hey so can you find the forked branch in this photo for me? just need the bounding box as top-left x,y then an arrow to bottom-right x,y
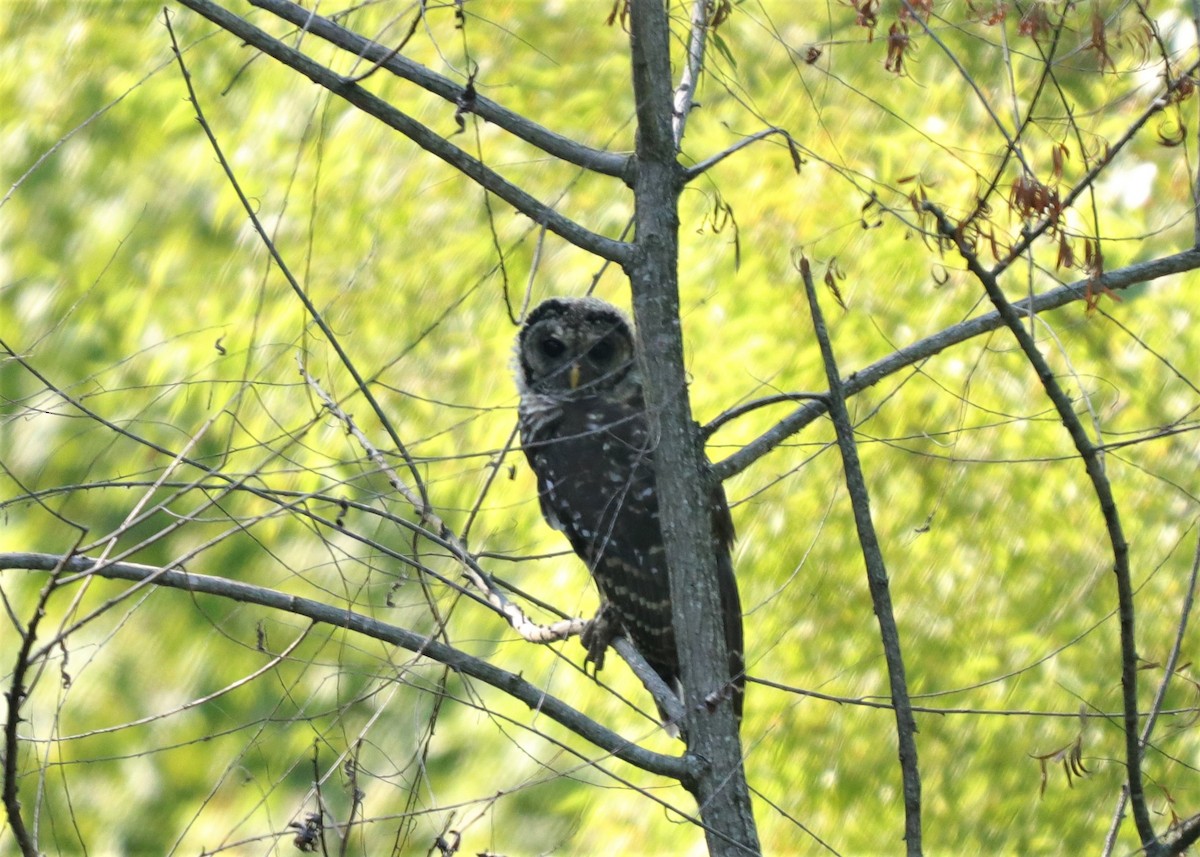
174,0 -> 631,264
712,246 -> 1200,483
249,0 -> 631,179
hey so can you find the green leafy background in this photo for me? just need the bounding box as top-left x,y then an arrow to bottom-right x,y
2,1 -> 1198,854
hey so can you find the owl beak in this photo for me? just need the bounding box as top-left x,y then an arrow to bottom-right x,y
568,363 -> 582,389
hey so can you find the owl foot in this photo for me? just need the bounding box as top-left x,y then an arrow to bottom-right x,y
580,603 -> 622,674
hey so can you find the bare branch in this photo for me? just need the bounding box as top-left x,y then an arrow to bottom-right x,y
713,247 -> 1200,482
999,56 -> 1200,273
672,0 -> 710,148
683,127 -> 801,182
702,392 -> 826,441
0,552 -> 691,780
924,202 -> 1155,853
3,551 -> 77,857
1141,530 -> 1200,754
626,1 -> 759,851
799,255 -> 922,856
173,0 -> 632,264
1104,529 -> 1200,857
251,0 -> 631,180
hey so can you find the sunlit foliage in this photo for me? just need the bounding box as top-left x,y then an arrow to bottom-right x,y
2,1 -> 1199,854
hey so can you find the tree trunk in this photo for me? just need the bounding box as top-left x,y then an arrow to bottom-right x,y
626,2 -> 760,853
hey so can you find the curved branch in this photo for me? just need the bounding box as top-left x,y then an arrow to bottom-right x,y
1105,529 -> 1200,857
712,246 -> 1200,482
0,552 -> 690,780
250,0 -> 631,180
701,392 -> 826,441
2,557 -> 71,857
924,202 -> 1154,852
174,0 -> 631,264
683,126 -> 802,183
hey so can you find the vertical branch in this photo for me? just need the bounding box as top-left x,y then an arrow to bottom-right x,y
1104,529 -> 1200,857
3,558 -> 73,857
925,203 -> 1156,853
625,1 -> 759,854
1140,530 -> 1200,754
673,0 -> 710,148
799,256 -> 923,856
1193,0 -> 1200,247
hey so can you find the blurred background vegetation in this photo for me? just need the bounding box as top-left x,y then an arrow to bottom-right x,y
2,1 -> 1198,853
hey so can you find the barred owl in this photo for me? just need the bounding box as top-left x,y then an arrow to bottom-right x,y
515,296 -> 744,726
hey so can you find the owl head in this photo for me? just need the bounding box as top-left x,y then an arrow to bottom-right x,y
517,297 -> 639,398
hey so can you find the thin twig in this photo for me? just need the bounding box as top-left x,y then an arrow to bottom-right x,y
461,422 -> 520,542
1102,784 -> 1131,857
961,3 -> 1069,230
998,56 -> 1200,273
902,1 -> 1032,177
702,392 -> 827,441
164,10 -> 432,514
1141,530 -> 1200,754
3,550 -> 77,857
751,675 -> 1200,720
342,5 -> 422,85
1104,529 -> 1200,857
683,126 -> 800,182
799,255 -> 922,856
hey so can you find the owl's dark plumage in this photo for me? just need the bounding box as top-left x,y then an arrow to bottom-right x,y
515,296 -> 744,725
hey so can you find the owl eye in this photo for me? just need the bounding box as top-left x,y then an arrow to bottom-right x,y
539,336 -> 566,358
589,338 -> 615,363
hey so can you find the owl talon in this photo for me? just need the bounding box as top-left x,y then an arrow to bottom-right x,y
580,604 -> 621,674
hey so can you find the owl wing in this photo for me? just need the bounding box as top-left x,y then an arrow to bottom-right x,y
520,395 -> 744,718
710,485 -> 745,719
520,394 -> 676,681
